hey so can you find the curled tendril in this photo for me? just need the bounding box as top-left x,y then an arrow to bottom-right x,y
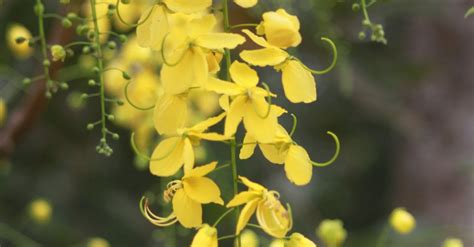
295,37 -> 338,75
252,82 -> 272,119
130,133 -> 179,161
311,131 -> 341,167
124,80 -> 155,110
139,196 -> 178,227
161,33 -> 188,67
289,113 -> 297,137
115,0 -> 157,27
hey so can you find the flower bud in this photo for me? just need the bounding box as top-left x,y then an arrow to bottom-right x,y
0,98 -> 6,127
23,78 -> 32,85
87,237 -> 110,247
352,3 -> 360,11
51,45 -> 66,62
286,233 -> 316,247
28,198 -> 52,224
62,18 -> 72,28
257,9 -> 302,48
443,238 -> 464,247
389,208 -> 416,234
191,224 -> 218,247
6,24 -> 33,59
317,219 -> 347,247
237,230 -> 259,247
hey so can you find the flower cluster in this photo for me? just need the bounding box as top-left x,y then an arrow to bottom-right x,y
130,0 -> 339,245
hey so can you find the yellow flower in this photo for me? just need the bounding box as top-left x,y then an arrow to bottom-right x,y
240,125 -> 313,186
240,29 -> 316,103
389,207 -> 416,234
443,238 -> 464,247
142,162 -> 224,228
316,219 -> 347,247
6,24 -> 33,59
206,61 -> 286,143
234,0 -> 258,8
286,233 -> 317,247
160,14 -> 245,95
226,176 -> 292,238
136,4 -> 170,51
51,45 -> 66,62
150,113 -> 229,176
256,9 -> 302,49
0,98 -> 6,127
153,93 -> 188,135
191,224 -> 218,247
87,237 -> 110,247
238,229 -> 259,247
29,199 -> 52,224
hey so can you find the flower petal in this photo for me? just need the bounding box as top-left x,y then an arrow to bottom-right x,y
183,138 -> 195,173
136,5 -> 169,51
281,60 -> 316,103
190,112 -> 227,133
259,143 -> 285,164
234,0 -> 258,8
239,134 -> 257,159
163,0 -> 211,14
227,191 -> 261,207
239,176 -> 266,191
256,200 -> 291,238
236,199 -> 259,235
154,94 -> 187,135
192,132 -> 231,141
206,77 -> 243,95
183,177 -> 224,205
185,161 -> 217,178
224,96 -> 246,137
243,98 -> 279,143
172,189 -> 202,228
240,48 -> 288,67
196,33 -> 246,50
284,145 -> 312,186
230,61 -> 259,88
191,224 -> 218,247
150,137 -> 185,177
242,29 -> 271,48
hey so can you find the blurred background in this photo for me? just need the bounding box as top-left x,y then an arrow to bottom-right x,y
0,0 -> 473,246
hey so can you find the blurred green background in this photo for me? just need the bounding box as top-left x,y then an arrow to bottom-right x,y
0,0 -> 473,246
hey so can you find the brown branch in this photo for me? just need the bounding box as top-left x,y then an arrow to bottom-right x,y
0,7 -> 75,159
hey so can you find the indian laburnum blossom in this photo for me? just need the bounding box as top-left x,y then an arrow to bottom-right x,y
239,125 -> 313,186
206,61 -> 286,143
256,9 -> 302,49
191,224 -> 218,247
226,176 -> 292,238
142,162 -> 224,228
240,28 -> 317,104
150,113 -> 229,176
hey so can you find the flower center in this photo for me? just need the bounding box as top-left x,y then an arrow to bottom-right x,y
262,190 -> 281,209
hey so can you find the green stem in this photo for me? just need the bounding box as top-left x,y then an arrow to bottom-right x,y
90,0 -> 110,155
36,0 -> 51,92
230,23 -> 258,29
361,0 -> 371,23
0,222 -> 42,247
212,208 -> 235,227
376,223 -> 390,247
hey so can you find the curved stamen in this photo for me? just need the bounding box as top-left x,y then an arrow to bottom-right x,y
251,82 -> 272,119
289,113 -> 297,137
161,33 -> 188,67
115,0 -> 157,27
124,80 -> 155,110
163,180 -> 182,203
130,133 -> 180,161
311,131 -> 340,167
139,196 -> 178,227
294,37 -> 338,75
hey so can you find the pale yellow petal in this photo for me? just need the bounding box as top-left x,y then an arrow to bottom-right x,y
240,48 -> 288,67
234,0 -> 258,8
239,176 -> 266,191
230,61 -> 259,88
163,0 -> 211,14
242,29 -> 271,47
183,138 -> 195,173
154,94 -> 187,135
243,98 -> 279,143
259,144 -> 285,164
195,33 -> 246,50
136,5 -> 169,51
172,189 -> 202,228
191,224 -> 218,247
224,96 -> 246,137
206,77 -> 243,95
184,161 -> 217,178
192,132 -> 231,141
236,199 -> 259,235
227,191 -> 261,207
284,145 -> 312,186
286,233 -> 316,247
150,137 -> 185,177
161,50 -> 194,94
281,60 -> 316,103
219,95 -> 230,111
239,134 -> 257,159
190,112 -> 227,133
183,177 -> 223,205
256,201 -> 291,238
